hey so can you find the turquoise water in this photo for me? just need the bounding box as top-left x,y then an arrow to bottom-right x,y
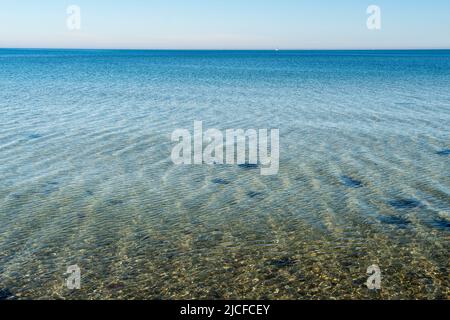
0,49 -> 449,299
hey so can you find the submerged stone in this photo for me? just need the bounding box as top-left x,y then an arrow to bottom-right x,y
379,215 -> 411,228
389,198 -> 421,209
77,212 -> 86,219
269,257 -> 297,268
11,193 -> 24,200
212,178 -> 230,185
430,218 -> 450,231
42,181 -> 59,195
352,277 -> 367,287
436,149 -> 450,156
107,282 -> 125,290
247,191 -> 264,199
341,176 -> 363,188
0,288 -> 13,300
238,163 -> 259,170
28,133 -> 42,139
108,199 -> 124,206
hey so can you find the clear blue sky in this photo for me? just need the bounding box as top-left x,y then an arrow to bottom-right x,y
1,0 -> 449,49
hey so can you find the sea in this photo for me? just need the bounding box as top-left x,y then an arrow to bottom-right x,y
0,49 -> 449,299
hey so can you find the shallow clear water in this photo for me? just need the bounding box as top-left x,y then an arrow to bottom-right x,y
0,49 -> 449,299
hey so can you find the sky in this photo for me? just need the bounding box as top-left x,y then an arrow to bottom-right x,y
0,0 -> 449,49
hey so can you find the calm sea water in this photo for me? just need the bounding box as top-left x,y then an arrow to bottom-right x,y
0,49 -> 449,299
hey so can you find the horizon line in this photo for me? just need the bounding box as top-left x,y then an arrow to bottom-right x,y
1,47 -> 450,52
